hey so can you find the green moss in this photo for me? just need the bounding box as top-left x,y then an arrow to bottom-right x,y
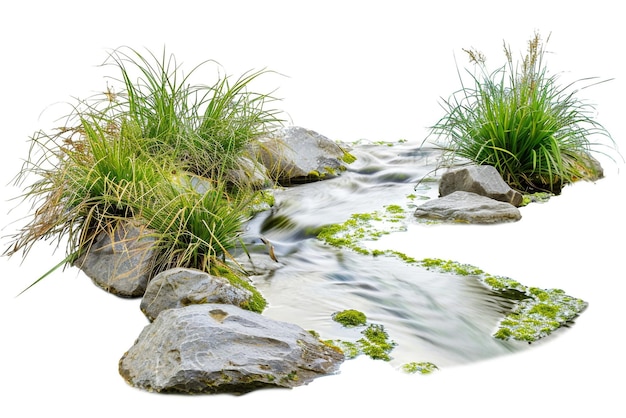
528,303 -> 560,319
341,151 -> 357,164
332,309 -> 367,327
483,275 -> 523,291
283,371 -> 299,382
307,329 -> 320,338
520,192 -> 553,206
358,339 -> 392,361
357,324 -> 396,361
327,314 -> 396,362
331,340 -> 360,359
492,288 -> 587,342
362,323 -> 390,345
317,205 -> 407,255
419,258 -> 484,276
388,250 -> 417,263
211,265 -> 267,313
402,362 -> 439,375
385,204 -> 404,214
249,189 -> 275,214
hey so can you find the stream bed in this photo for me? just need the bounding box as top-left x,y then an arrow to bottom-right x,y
236,141 -> 548,369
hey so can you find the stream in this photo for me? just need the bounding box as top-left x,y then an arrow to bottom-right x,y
237,141 -> 532,369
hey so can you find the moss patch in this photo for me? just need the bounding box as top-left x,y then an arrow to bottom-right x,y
401,362 -> 439,375
328,311 -> 397,362
341,150 -> 357,164
211,265 -> 267,313
332,309 -> 367,327
317,204 -> 408,255
358,324 -> 396,361
520,192 -> 554,207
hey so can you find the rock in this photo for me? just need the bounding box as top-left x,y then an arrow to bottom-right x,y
252,126 -> 354,185
414,191 -> 522,224
170,171 -> 212,194
74,220 -> 156,297
119,304 -> 345,394
227,155 -> 270,189
575,151 -> 604,181
439,165 -> 523,207
140,267 -> 254,321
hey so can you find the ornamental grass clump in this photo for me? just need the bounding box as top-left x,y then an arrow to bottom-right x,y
103,47 -> 284,178
4,47 -> 282,296
429,32 -> 616,194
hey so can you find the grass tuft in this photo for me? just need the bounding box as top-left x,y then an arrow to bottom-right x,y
4,47 -> 282,302
428,32 -> 618,194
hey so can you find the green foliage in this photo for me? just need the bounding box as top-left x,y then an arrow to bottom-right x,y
429,32 -> 616,194
4,48 -> 281,302
102,47 -> 284,178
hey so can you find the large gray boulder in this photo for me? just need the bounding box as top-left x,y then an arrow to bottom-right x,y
252,126 -> 354,185
119,304 -> 345,394
414,191 -> 521,224
439,165 -> 523,207
74,220 -> 156,297
140,267 -> 254,322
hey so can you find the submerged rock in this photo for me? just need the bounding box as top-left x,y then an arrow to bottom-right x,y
74,219 -> 156,297
119,304 -> 344,394
439,165 -> 523,207
140,267 -> 254,321
414,191 -> 521,224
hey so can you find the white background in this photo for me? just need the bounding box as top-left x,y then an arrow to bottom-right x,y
1,1 -> 624,416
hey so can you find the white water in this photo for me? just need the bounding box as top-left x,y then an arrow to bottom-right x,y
1,1 -> 624,417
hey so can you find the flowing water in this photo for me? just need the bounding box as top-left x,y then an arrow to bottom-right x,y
237,141 -> 532,369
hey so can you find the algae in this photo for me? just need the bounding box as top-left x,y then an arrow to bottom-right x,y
327,310 -> 397,362
401,362 -> 439,375
332,309 -> 367,327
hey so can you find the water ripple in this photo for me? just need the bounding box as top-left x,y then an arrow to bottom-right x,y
238,142 -> 531,368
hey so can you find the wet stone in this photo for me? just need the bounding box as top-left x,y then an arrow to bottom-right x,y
414,191 -> 521,224
119,304 -> 345,394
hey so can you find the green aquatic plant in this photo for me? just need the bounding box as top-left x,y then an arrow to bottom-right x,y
330,340 -> 360,359
330,323 -> 397,362
332,309 -> 367,327
520,191 -> 553,206
401,362 -> 439,375
358,324 -> 396,361
428,32 -> 617,194
420,258 -> 484,276
316,204 -> 408,255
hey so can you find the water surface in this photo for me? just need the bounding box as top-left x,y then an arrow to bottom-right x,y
238,141 -> 533,368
